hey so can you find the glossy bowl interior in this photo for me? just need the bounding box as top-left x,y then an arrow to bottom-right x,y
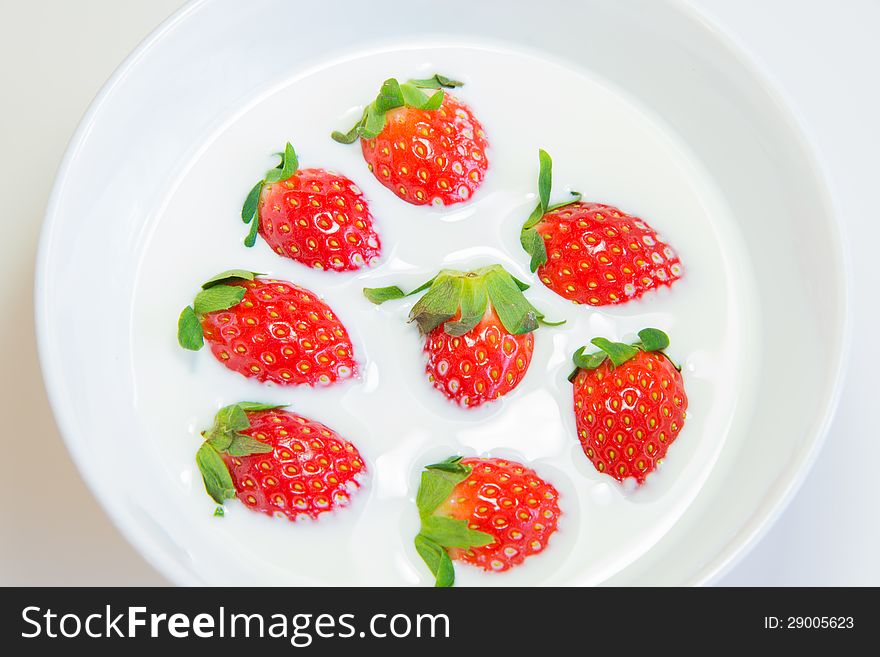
36,0 -> 846,585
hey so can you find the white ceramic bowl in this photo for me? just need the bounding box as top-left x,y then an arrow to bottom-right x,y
36,0 -> 847,585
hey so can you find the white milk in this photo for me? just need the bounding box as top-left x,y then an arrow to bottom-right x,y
129,43 -> 760,585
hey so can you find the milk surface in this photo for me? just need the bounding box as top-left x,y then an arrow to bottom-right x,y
130,43 -> 760,585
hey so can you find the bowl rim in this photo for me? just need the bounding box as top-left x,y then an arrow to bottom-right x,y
34,0 -> 852,586
671,0 -> 853,585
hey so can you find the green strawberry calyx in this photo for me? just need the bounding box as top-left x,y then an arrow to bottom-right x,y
413,456 -> 495,588
331,74 -> 464,145
177,270 -> 261,351
363,264 -> 563,336
241,142 -> 300,248
195,402 -> 286,509
520,149 -> 583,272
568,328 -> 673,381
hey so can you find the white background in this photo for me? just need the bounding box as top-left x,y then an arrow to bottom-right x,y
1,0 -> 877,585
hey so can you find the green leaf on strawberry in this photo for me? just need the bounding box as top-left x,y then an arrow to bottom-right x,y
363,277 -> 436,304
569,328 -> 674,380
414,535 -> 455,588
363,264 -> 559,337
409,275 -> 464,334
330,109 -> 367,145
413,456 -> 494,587
331,73 -> 460,144
416,456 -> 471,518
521,149 -> 583,272
537,148 -> 552,211
375,78 -> 404,113
196,443 -> 236,505
241,180 -> 263,223
201,269 -> 260,289
263,142 -> 299,184
408,74 -> 464,89
177,270 -> 261,351
420,516 -> 495,549
519,227 -> 547,273
443,276 -> 489,337
226,434 -> 274,457
590,338 -> 641,367
510,276 -> 531,291
193,285 -> 246,315
425,455 -> 470,475
419,90 -> 444,111
195,402 -> 285,509
399,82 -> 430,108
484,266 -> 539,335
205,432 -> 234,453
570,346 -> 608,371
177,306 -> 204,351
235,401 -> 289,412
210,403 -> 250,434
361,102 -> 387,139
363,285 -> 406,304
638,327 -> 671,351
242,143 -> 300,247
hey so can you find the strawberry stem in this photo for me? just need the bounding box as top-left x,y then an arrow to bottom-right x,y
520,149 -> 582,272
196,403 -> 286,511
364,264 -> 563,336
413,455 -> 494,587
177,271 -> 262,351
408,74 -> 463,89
242,143 -> 299,248
568,328 -> 674,381
330,74 -> 461,144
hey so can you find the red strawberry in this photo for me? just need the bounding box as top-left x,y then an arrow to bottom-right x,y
413,456 -> 560,586
332,74 -> 488,206
195,402 -> 366,520
570,328 -> 688,484
364,264 -> 556,408
423,308 -> 533,408
178,270 -> 357,386
241,142 -> 381,271
521,150 -> 683,305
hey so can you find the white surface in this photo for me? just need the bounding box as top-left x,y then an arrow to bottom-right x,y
2,0 -> 876,586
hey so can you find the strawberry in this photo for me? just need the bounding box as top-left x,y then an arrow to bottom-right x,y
177,270 -> 357,386
422,307 -> 534,408
569,328 -> 688,484
520,150 -> 683,305
332,74 -> 488,206
194,402 -> 366,520
241,142 -> 381,271
413,456 -> 560,586
364,264 -> 557,408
